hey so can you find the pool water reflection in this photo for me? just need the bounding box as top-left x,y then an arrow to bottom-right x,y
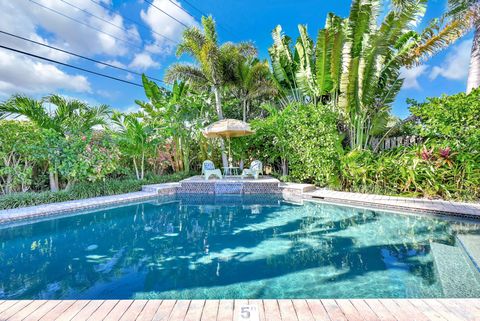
1,194 -> 479,299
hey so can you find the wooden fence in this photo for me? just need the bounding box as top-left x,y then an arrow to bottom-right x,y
369,135 -> 422,152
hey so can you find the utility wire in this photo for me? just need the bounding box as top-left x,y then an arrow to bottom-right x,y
181,0 -> 232,34
88,0 -> 179,44
59,0 -> 135,36
0,30 -> 165,83
166,0 -> 197,22
0,44 -> 143,87
144,0 -> 190,29
29,0 -> 140,49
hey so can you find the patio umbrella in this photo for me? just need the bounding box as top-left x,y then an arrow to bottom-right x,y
202,119 -> 255,167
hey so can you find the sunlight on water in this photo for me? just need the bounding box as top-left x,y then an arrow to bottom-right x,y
0,194 -> 479,299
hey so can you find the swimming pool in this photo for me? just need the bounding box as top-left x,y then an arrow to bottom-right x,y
1,194 -> 479,300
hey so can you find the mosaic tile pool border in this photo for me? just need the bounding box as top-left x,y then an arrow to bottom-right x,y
1,176 -> 479,224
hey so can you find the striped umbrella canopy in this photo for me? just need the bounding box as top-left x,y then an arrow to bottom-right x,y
202,119 -> 255,138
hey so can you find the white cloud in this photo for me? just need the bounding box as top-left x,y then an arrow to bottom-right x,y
400,65 -> 429,90
129,52 -> 160,70
140,0 -> 197,54
0,0 -> 144,97
430,39 -> 472,81
0,50 -> 91,95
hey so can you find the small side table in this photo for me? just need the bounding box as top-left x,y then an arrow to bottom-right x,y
222,166 -> 240,176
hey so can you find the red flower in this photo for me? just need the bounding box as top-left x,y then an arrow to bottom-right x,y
439,147 -> 451,158
421,146 -> 433,161
81,136 -> 87,141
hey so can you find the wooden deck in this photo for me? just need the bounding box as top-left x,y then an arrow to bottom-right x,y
1,299 -> 479,321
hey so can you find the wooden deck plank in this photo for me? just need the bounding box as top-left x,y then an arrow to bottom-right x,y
152,299 -> 176,321
201,300 -> 219,321
322,299 -> 347,321
7,300 -> 47,321
118,300 -> 147,321
305,300 -> 330,321
86,300 -> 119,321
135,300 -> 163,320
437,299 -> 480,321
5,298 -> 480,321
390,299 -> 430,321
263,300 -> 281,321
184,300 -> 205,321
23,300 -> 62,321
363,299 -> 397,321
291,300 -> 315,321
55,300 -> 90,321
39,300 -> 76,321
408,299 -> 448,321
168,300 -> 191,321
449,298 -> 480,315
103,300 -> 134,321
70,300 -> 104,321
278,299 -> 299,321
249,299 -> 266,321
234,300 -> 249,321
380,299 -> 416,321
0,300 -> 33,320
0,300 -> 20,314
335,299 -> 364,321
217,299 -> 234,321
349,299 -> 381,321
422,299 -> 464,321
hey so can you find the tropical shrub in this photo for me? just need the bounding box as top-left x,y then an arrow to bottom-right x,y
285,104 -> 343,186
340,143 -> 480,200
0,172 -> 190,210
0,120 -> 41,194
408,87 -> 480,144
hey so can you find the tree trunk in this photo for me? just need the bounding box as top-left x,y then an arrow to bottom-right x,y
467,22 -> 480,94
65,179 -> 75,190
49,171 -> 59,192
141,151 -> 145,180
133,158 -> 140,180
281,158 -> 288,176
242,99 -> 247,122
212,84 -> 229,169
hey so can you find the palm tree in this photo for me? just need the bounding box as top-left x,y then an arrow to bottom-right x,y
0,94 -> 110,191
111,112 -> 156,180
164,15 -> 256,168
269,0 -> 428,149
404,0 -> 479,93
230,58 -> 277,122
447,0 -> 479,92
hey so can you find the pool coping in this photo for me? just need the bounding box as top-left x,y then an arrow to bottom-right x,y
0,180 -> 479,224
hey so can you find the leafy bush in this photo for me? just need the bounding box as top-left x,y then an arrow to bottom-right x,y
286,104 -> 343,186
0,172 -> 190,210
340,143 -> 480,201
408,88 -> 480,144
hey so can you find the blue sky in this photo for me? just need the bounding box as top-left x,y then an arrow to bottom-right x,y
0,0 -> 473,118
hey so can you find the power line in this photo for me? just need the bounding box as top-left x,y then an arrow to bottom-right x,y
144,0 -> 190,29
166,0 -> 198,22
29,0 -> 140,49
59,0 -> 135,36
0,44 -> 143,87
0,30 -> 165,83
180,0 -> 232,34
88,0 -> 179,45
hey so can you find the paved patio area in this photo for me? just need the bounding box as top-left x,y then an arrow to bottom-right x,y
1,298 -> 479,321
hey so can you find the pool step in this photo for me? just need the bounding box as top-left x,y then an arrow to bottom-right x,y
457,234 -> 480,270
430,241 -> 480,297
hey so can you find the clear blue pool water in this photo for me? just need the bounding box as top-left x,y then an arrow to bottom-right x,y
1,194 -> 480,300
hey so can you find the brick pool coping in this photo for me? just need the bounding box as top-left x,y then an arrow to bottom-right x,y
0,178 -> 479,224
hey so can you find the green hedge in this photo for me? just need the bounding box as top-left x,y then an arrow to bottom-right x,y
0,172 -> 191,210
